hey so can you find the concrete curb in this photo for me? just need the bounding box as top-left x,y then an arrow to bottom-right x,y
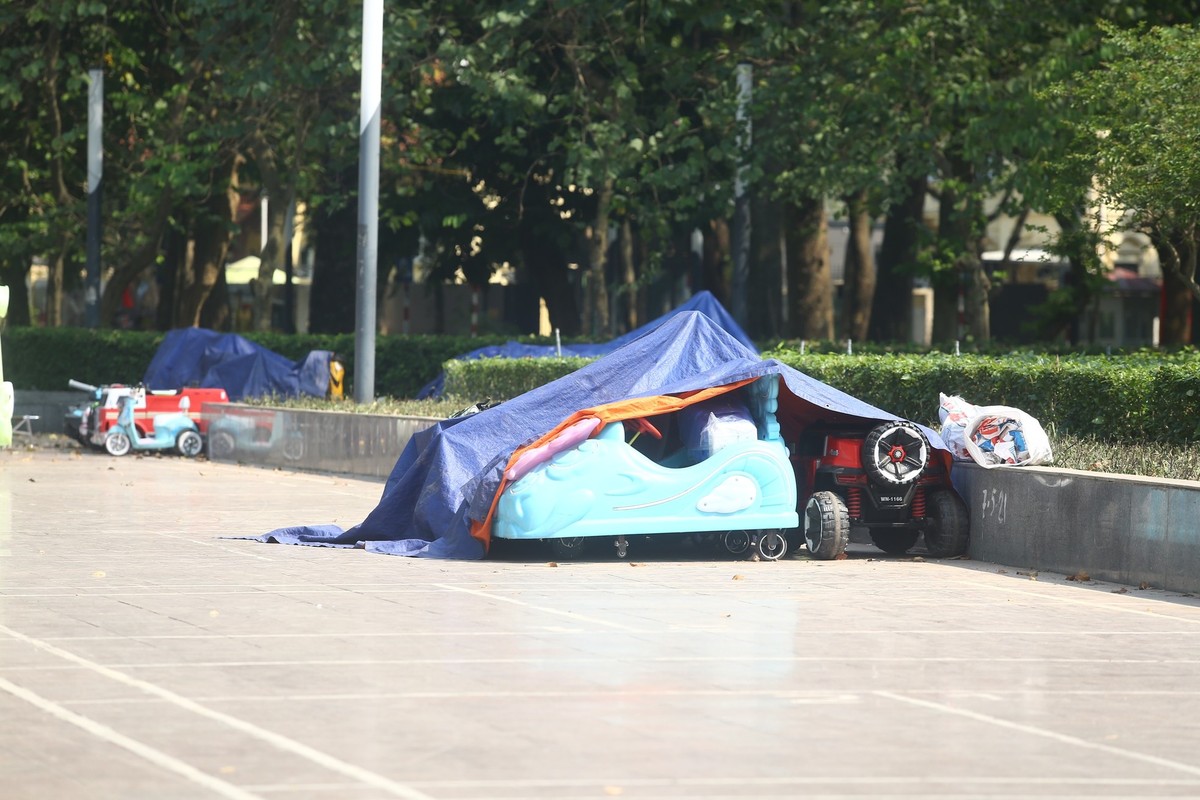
953,462 -> 1200,595
201,403 -> 441,480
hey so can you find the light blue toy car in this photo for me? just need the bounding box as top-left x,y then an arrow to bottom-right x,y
494,375 -> 798,560
104,394 -> 203,458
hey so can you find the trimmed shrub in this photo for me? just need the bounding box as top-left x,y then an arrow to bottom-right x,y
443,356 -> 591,400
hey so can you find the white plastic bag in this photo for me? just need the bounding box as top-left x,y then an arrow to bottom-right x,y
938,392 -> 978,462
963,405 -> 1054,468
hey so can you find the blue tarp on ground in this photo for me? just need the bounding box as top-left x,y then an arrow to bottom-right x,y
417,290 -> 756,398
143,328 -> 331,402
255,311 -> 949,559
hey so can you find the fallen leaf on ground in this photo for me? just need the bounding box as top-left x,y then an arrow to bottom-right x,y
546,562 -> 558,568
1067,571 -> 1091,582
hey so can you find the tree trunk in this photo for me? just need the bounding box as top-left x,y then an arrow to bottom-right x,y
934,152 -> 989,344
749,190 -> 785,340
520,196 -> 580,336
100,203 -> 171,328
841,190 -> 876,342
702,218 -> 730,302
1156,229 -> 1198,346
785,197 -> 834,340
1050,210 -> 1104,344
252,196 -> 286,332
963,251 -> 990,343
176,156 -> 241,327
619,217 -> 637,333
585,178 -> 613,337
309,167 -> 359,334
871,171 -> 924,342
0,257 -> 32,326
41,24 -> 78,328
932,180 -> 971,344
45,247 -> 66,326
157,222 -> 187,329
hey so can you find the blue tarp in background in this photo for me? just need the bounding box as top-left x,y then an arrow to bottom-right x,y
417,290 -> 757,398
143,328 -> 331,402
255,311 -> 949,559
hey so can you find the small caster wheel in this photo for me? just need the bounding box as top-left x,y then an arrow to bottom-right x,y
755,530 -> 788,561
614,535 -> 628,559
722,529 -> 752,556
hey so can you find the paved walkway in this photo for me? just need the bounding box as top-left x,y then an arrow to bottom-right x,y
3,441 -> 1200,799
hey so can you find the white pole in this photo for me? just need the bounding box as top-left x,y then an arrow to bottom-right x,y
354,0 -> 383,403
85,69 -> 103,327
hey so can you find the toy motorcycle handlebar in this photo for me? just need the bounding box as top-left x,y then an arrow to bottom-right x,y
68,379 -> 99,393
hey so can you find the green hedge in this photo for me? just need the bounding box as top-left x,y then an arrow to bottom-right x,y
442,348 -> 1200,445
0,327 -> 519,398
7,327 -> 1197,445
443,356 -> 593,400
770,352 -> 1199,442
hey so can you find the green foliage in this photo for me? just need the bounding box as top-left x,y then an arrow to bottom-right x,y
3,328 -> 164,389
443,356 -> 592,401
1050,22 -> 1200,284
1,327 -> 518,399
772,350 -> 1200,444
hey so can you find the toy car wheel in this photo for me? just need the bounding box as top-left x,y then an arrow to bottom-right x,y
549,536 -> 587,560
869,529 -> 921,555
722,530 -> 752,556
804,491 -> 849,560
104,430 -> 132,457
923,489 -> 969,558
862,421 -> 929,486
176,430 -> 204,458
755,530 -> 788,561
209,430 -> 236,459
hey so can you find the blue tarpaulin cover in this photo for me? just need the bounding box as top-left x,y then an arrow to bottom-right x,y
143,328 -> 331,402
417,290 -> 756,398
254,311 -> 948,559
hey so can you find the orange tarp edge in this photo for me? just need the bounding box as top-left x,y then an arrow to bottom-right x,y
468,379 -> 758,551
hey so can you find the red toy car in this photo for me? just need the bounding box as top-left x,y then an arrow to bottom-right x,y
71,382 -> 229,449
792,420 -> 969,559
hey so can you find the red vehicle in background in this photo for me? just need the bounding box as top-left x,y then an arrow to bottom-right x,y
67,380 -> 229,449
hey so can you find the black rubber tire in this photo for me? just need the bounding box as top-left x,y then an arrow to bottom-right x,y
209,430 -> 236,459
862,421 -> 929,487
869,529 -> 921,555
923,489 -> 970,558
723,530 -> 752,556
549,537 -> 587,560
756,530 -> 788,561
176,430 -> 204,458
803,491 -> 849,560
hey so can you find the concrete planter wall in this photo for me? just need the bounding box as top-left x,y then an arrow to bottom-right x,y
13,390 -> 79,432
952,462 -> 1200,595
203,403 -> 441,480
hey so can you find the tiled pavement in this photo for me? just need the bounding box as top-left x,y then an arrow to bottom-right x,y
3,442 -> 1200,799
